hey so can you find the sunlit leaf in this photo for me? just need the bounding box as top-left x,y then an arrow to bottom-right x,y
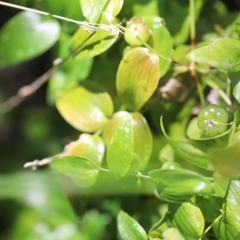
116,47 -> 160,111
51,156 -> 99,187
171,202 -> 205,239
70,12 -> 119,60
187,117 -> 232,140
117,211 -> 148,240
80,0 -> 108,22
0,11 -> 60,69
56,86 -> 113,132
107,111 -> 134,178
188,38 -> 240,71
63,133 -> 105,167
161,228 -> 185,240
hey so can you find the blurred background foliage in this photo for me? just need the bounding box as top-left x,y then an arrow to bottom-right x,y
0,0 -> 240,239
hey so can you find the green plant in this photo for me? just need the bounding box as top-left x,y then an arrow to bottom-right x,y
0,0 -> 240,239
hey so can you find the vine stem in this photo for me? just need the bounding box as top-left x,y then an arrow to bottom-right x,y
189,0 -> 206,107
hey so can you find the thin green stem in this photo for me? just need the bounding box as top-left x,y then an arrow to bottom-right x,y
197,83 -> 206,108
203,213 -> 223,236
136,172 -> 151,180
190,0 -> 196,42
99,167 -> 110,173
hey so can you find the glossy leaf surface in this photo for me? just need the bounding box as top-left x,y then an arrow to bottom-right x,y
0,11 -> 60,69
116,47 -> 160,111
107,111 -> 133,178
56,86 -> 113,132
188,38 -> 240,71
51,156 -> 99,187
171,202 -> 205,239
64,133 -> 105,167
117,211 -> 148,240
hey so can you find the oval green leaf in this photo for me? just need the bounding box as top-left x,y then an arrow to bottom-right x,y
107,111 -> 134,178
187,38 -> 240,72
51,156 -> 99,188
117,210 -> 148,240
171,202 -> 205,239
56,86 -> 113,132
0,11 -> 60,69
149,169 -> 213,202
130,112 -> 152,169
187,117 -> 232,140
116,47 -> 160,111
147,17 -> 172,77
63,133 -> 105,168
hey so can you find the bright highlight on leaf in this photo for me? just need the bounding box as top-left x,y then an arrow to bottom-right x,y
116,47 -> 160,111
106,111 -> 134,178
56,86 -> 113,132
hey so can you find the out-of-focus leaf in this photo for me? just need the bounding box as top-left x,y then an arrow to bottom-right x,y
188,38 -> 240,72
0,11 -> 60,69
0,171 -> 76,220
171,202 -> 205,239
187,117 -> 233,140
116,47 -> 160,111
209,142 -> 240,178
103,0 -> 124,17
56,86 -> 113,132
51,156 -> 99,187
159,144 -> 175,162
63,134 -> 105,168
146,17 -> 172,77
11,208 -> 83,240
160,117 -> 210,169
48,33 -> 93,104
149,169 -> 213,203
117,210 -> 148,240
162,228 -> 185,240
107,111 -> 133,178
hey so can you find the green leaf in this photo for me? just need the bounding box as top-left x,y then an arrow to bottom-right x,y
149,169 -> 213,202
162,228 -> 185,240
171,202 -> 205,239
188,38 -> 240,72
116,47 -> 160,111
56,86 -> 113,132
51,156 -> 99,188
63,133 -> 105,168
70,12 -> 119,60
80,0 -> 108,22
130,112 -> 152,169
187,117 -> 232,140
117,211 -> 148,240
0,171 -> 76,220
147,17 -> 172,77
103,0 -> 124,17
209,142 -> 240,178
160,117 -> 210,169
0,11 -> 60,69
107,111 -> 133,178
